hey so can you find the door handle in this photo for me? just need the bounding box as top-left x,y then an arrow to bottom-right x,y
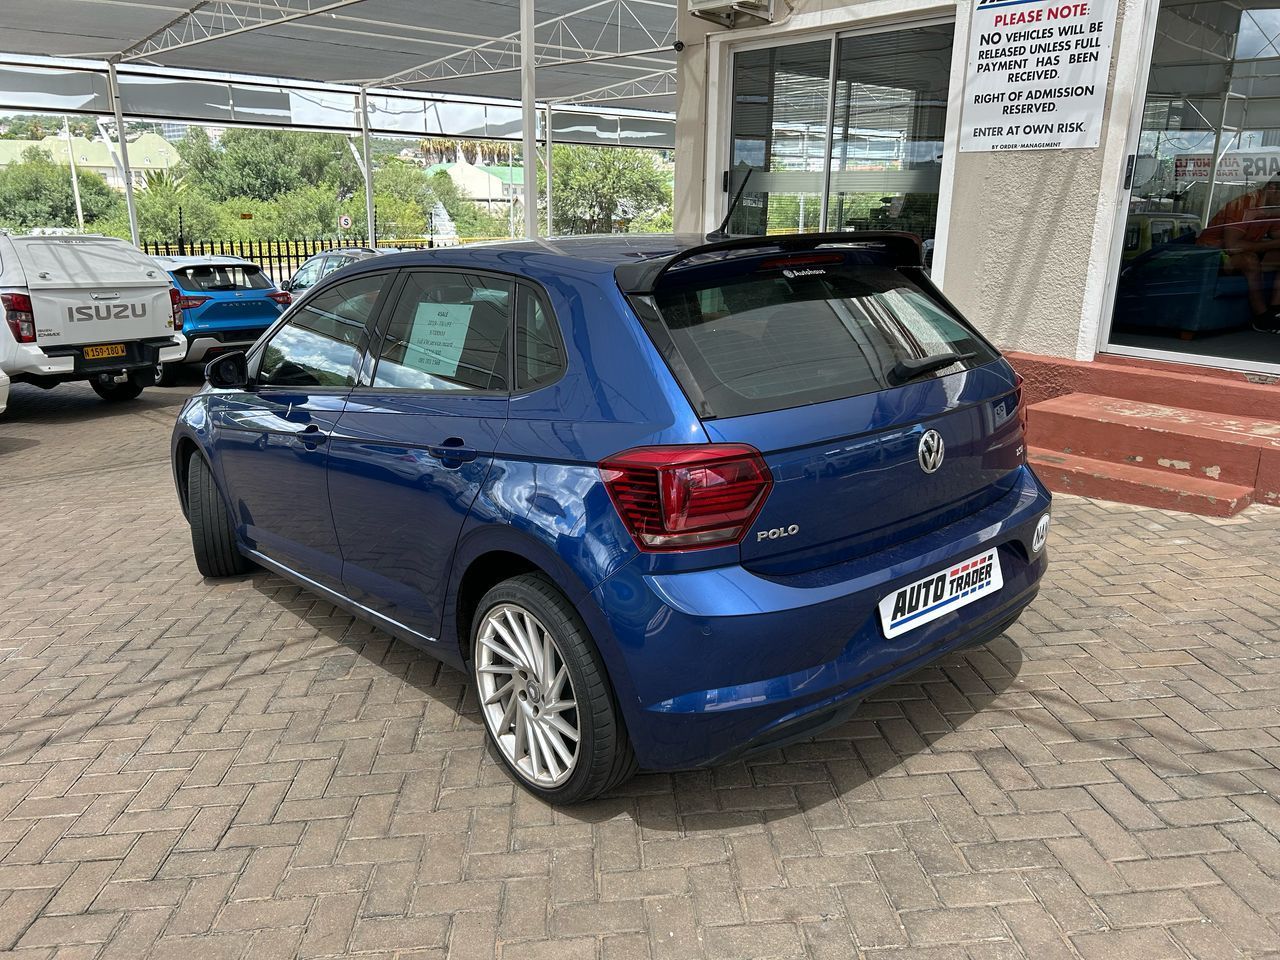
297,423 -> 326,449
427,437 -> 478,464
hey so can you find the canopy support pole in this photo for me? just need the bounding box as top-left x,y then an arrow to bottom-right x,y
359,89 -> 376,247
521,0 -> 538,239
107,63 -> 139,246
63,117 -> 84,232
544,105 -> 553,235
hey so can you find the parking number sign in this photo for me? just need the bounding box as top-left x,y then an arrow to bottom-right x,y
338,214 -> 353,230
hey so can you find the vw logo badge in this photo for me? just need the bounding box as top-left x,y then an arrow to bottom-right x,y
918,430 -> 945,474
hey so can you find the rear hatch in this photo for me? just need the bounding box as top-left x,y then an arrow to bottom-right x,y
633,238 -> 1024,574
16,236 -> 173,347
170,262 -> 284,330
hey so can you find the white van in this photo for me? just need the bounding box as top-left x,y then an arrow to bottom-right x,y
0,234 -> 185,402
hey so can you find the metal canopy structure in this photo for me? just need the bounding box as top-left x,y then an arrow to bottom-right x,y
0,0 -> 679,241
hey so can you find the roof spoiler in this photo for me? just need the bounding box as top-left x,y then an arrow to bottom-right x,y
614,231 -> 923,295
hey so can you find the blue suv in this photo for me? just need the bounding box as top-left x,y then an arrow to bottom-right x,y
154,256 -> 290,385
172,233 -> 1051,803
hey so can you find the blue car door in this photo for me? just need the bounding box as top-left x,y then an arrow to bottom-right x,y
210,272 -> 391,589
327,268 -> 512,643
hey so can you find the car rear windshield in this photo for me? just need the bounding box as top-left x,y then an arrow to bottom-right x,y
641,253 -> 998,419
174,264 -> 272,293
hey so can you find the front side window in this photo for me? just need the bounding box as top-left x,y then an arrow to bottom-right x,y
290,258 -> 324,290
258,274 -> 385,388
372,271 -> 511,392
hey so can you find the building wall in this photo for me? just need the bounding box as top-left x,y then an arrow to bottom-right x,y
673,0 -> 1153,362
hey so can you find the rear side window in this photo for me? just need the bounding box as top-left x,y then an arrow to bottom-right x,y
644,257 -> 996,418
516,287 -> 564,390
371,271 -> 511,392
174,264 -> 271,292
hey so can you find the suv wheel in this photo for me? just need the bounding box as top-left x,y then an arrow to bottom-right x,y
155,362 -> 178,387
186,451 -> 251,578
90,372 -> 145,402
471,574 -> 637,803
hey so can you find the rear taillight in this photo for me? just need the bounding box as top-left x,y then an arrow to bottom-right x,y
267,291 -> 292,308
1014,372 -> 1027,434
600,444 -> 773,551
1,292 -> 36,343
175,294 -> 210,312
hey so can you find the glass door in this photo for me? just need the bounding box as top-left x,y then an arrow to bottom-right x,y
725,22 -> 954,265
727,39 -> 833,236
1107,0 -> 1280,372
827,24 -> 953,268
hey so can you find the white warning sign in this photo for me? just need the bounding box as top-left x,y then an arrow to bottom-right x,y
959,0 -> 1119,152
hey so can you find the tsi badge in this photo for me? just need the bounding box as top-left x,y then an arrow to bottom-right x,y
757,524 -> 799,543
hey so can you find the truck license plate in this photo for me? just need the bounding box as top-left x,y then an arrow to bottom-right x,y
878,548 -> 1003,639
84,343 -> 127,360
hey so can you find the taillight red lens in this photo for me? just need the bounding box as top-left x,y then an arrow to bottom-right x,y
267,291 -> 292,308
1,292 -> 36,343
600,444 -> 773,551
1014,372 -> 1027,434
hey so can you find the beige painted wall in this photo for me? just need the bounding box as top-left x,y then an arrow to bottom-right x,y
673,0 -> 1150,361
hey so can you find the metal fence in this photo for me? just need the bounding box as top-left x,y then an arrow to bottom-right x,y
138,236 -> 510,285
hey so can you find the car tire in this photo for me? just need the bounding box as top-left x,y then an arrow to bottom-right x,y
155,362 -> 178,387
90,372 -> 145,402
471,573 -> 637,803
186,451 -> 251,578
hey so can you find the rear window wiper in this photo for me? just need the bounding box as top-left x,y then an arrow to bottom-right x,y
889,351 -> 976,386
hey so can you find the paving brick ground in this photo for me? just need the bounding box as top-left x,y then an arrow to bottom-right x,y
1,379 -> 1279,960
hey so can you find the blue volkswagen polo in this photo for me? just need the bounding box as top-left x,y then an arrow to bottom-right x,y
171,233 -> 1051,803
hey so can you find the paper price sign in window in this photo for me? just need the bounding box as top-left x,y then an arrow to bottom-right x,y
406,302 -> 474,377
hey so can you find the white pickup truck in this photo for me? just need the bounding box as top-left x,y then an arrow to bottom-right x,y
0,234 -> 185,403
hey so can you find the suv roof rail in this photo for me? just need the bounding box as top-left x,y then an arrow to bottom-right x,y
614,231 -> 923,295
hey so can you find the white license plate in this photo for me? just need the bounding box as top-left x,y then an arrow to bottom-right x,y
878,548 -> 1003,639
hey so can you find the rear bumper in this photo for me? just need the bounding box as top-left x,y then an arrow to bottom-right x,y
6,337 -> 184,381
177,327 -> 269,364
591,465 -> 1051,770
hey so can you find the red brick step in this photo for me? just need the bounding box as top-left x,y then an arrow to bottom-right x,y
1027,393 -> 1280,501
1028,448 -> 1255,517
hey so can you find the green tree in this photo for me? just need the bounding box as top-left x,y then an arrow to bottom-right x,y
540,146 -> 670,234
0,147 -> 120,230
180,128 -> 360,202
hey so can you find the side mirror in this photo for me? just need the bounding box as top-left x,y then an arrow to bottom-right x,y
205,351 -> 249,390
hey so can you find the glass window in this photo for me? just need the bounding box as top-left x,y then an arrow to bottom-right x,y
516,288 -> 565,389
289,257 -> 324,290
728,40 -> 832,236
726,24 -> 953,247
827,25 -> 952,246
321,256 -> 353,278
173,264 -> 271,292
258,274 -> 384,388
648,250 -> 996,418
1110,0 -> 1280,367
372,272 -> 511,392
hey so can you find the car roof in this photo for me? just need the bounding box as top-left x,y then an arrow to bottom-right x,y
325,235 -> 706,280
325,233 -> 924,293
152,255 -> 257,269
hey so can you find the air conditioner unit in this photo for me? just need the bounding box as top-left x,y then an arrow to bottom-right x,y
688,0 -> 774,28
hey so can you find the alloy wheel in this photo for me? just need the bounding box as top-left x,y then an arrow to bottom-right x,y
475,602 -> 581,787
